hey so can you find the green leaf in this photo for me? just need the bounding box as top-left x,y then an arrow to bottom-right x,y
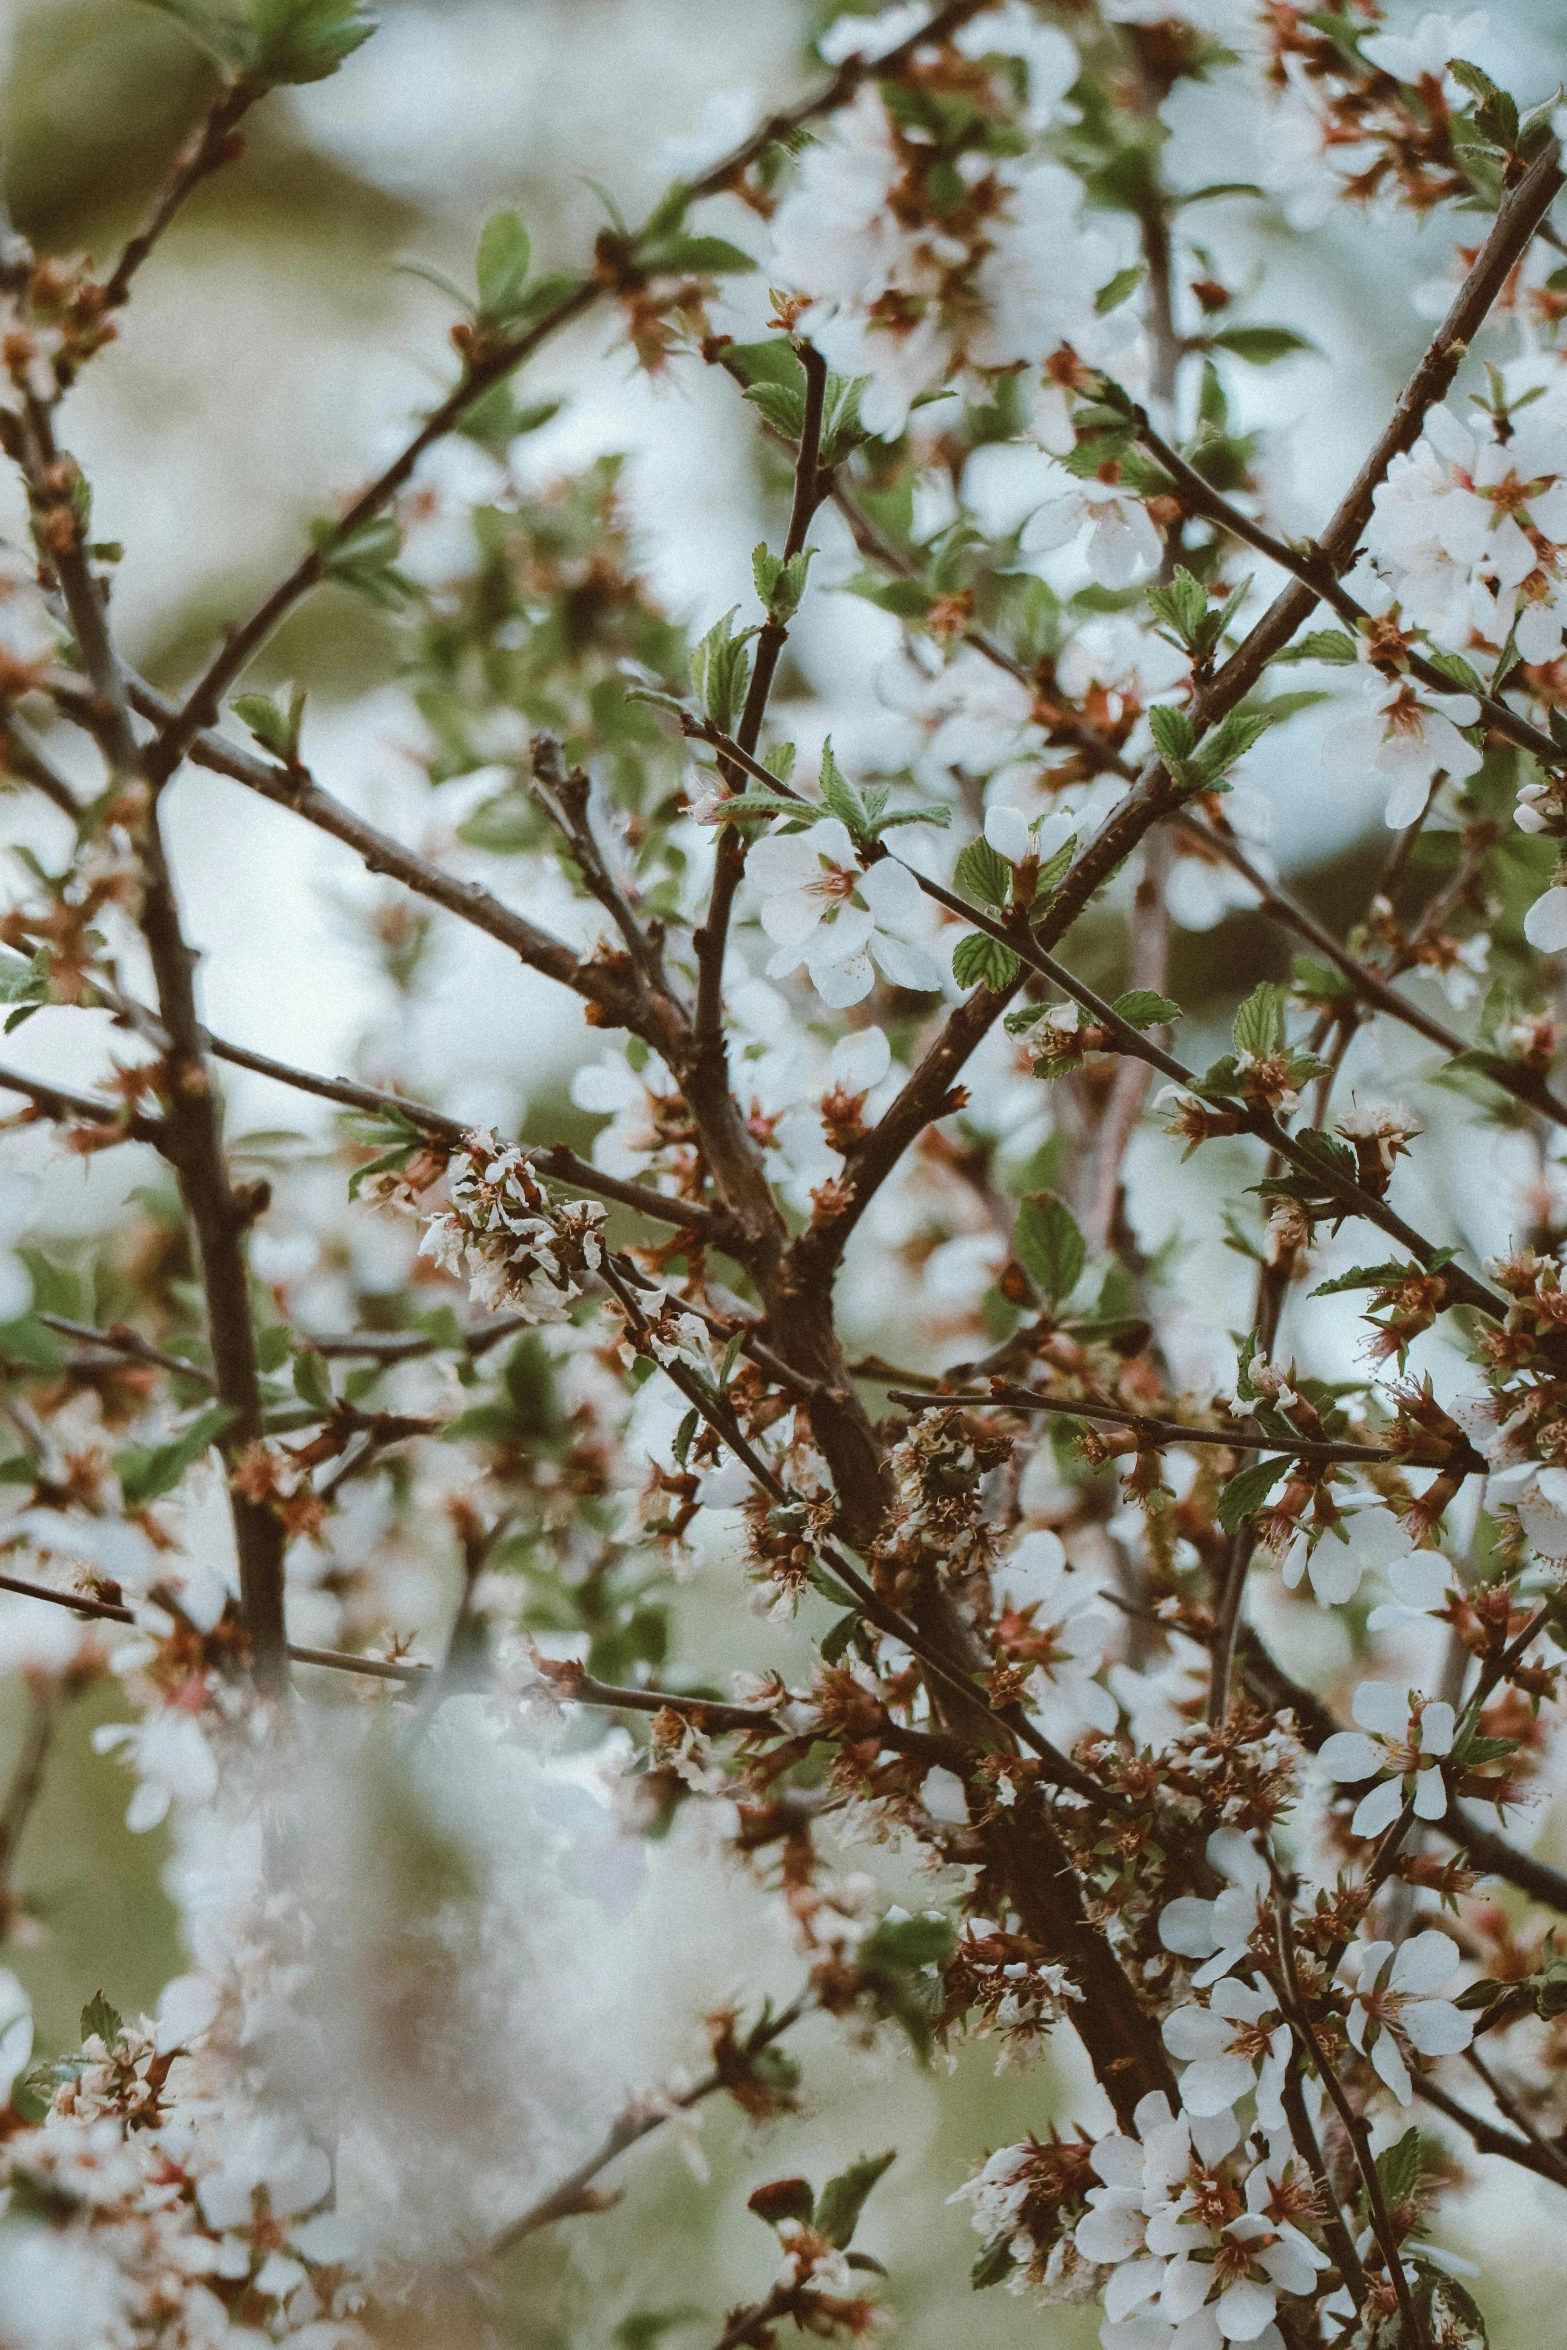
1149,703 -> 1197,765
743,380 -> 808,440
614,2312 -> 703,2350
1450,58 -> 1520,152
1216,1454 -> 1289,1532
642,234 -> 757,276
853,1909 -> 955,2059
952,931 -> 1019,991
1206,324 -> 1315,364
457,792 -> 538,853
1373,2126 -> 1425,2215
113,1403 -> 237,1510
135,0 -> 252,70
1233,979 -> 1287,1060
1195,705 -> 1276,780
475,208 -> 532,320
1311,1251 -> 1453,1297
1095,262 -> 1146,315
1014,1192 -> 1086,1304
1114,989 -> 1181,1030
1173,181 -> 1267,206
1147,568 -> 1208,648
80,1992 -> 122,2047
971,2237 -> 1016,2291
818,739 -> 869,841
232,685 -> 306,765
0,950 -> 48,1019
292,1348 -> 334,1414
752,542 -> 814,623
820,1609 -> 863,1667
310,514 -> 412,608
1280,627 -> 1359,665
247,0 -> 377,86
954,835 -> 1012,909
712,793 -> 817,827
689,608 -> 755,737
815,2151 -> 895,2249
713,793 -> 814,828
873,805 -> 951,838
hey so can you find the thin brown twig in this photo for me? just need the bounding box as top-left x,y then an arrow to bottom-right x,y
1273,1893 -> 1428,2347
0,1062 -> 160,1142
111,674 -> 681,1056
1133,404 -> 1567,779
2,713 -> 82,819
489,1993 -> 813,2256
102,79 -> 258,311
884,1383 -> 1434,1467
37,1315 -> 212,1385
0,1683 -> 56,1938
1414,2070 -> 1567,2187
0,1566 -> 431,1681
1462,2045 -> 1567,2186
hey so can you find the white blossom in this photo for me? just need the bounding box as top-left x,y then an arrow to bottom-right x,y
1359,14 -> 1492,92
1023,474 -> 1163,589
1341,1929 -> 1474,2103
747,818 -> 942,1005
1319,1682 -> 1457,1837
1322,670 -> 1482,828
1159,1830 -> 1271,1988
1274,1504 -> 1413,1607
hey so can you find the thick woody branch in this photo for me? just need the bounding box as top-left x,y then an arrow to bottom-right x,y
8,407 -> 289,1681
1415,2072 -> 1567,2189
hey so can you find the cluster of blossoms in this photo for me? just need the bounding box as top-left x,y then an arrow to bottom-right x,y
771,9 -> 1115,438
958,2092 -> 1329,2348
417,1135 -> 607,1319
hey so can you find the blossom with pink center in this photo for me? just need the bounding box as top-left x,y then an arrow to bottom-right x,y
1162,1978 -> 1291,2128
1341,1929 -> 1473,2103
747,818 -> 942,1007
1323,672 -> 1482,829
1319,1681 -> 1456,1837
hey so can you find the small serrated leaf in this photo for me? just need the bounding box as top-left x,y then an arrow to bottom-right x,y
815,2151 -> 895,2249
1113,989 -> 1181,1030
1206,324 -> 1315,364
1233,980 -> 1287,1060
292,1348 -> 335,1415
1013,1192 -> 1086,1303
80,1992 -> 122,2047
1149,703 -> 1197,764
954,835 -> 1012,909
1094,262 -> 1146,315
952,931 -> 1019,991
1216,1454 -> 1289,1532
475,208 -> 532,319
